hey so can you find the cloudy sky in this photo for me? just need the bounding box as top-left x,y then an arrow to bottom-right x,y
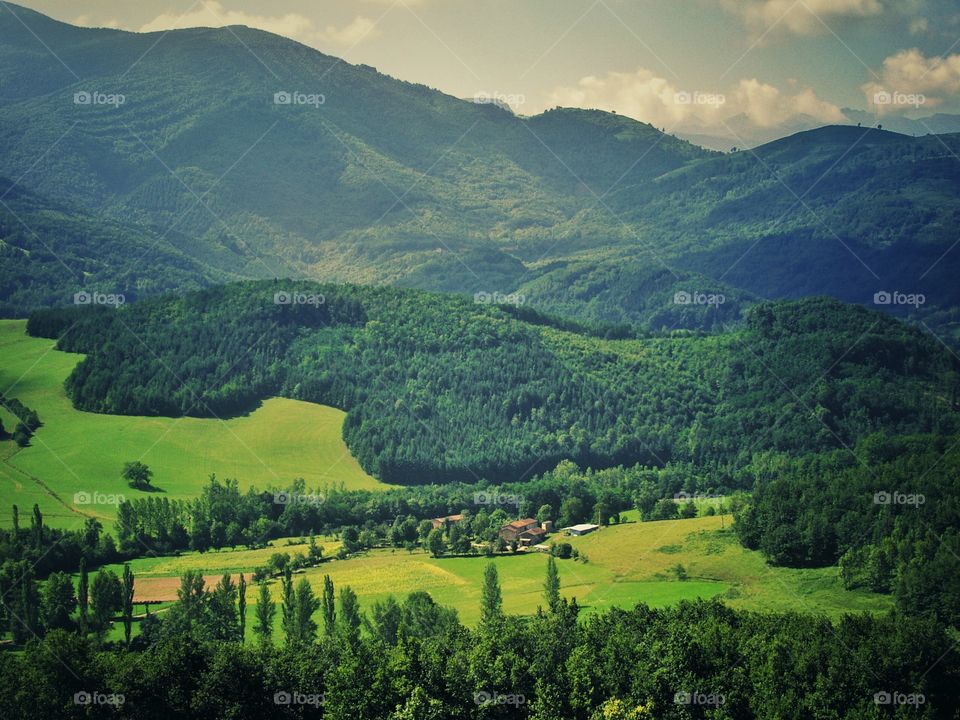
14,0 -> 960,130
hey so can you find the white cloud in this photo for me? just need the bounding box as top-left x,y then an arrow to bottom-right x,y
73,15 -> 121,29
138,2 -> 380,48
863,48 -> 960,112
544,68 -> 844,130
725,0 -> 883,36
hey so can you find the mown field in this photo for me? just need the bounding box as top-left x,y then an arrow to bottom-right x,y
0,320 -> 390,529
100,516 -> 892,635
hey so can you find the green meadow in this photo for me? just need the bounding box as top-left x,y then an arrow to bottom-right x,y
0,320 -> 390,530
100,516 -> 891,635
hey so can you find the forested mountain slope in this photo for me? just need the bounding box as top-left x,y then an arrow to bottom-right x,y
28,282 -> 960,484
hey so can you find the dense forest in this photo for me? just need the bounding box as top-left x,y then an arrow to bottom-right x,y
0,569 -> 956,719
735,433 -> 960,625
28,281 -> 960,485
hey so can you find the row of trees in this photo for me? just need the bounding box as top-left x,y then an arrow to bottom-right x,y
0,394 -> 40,447
0,560 -> 955,718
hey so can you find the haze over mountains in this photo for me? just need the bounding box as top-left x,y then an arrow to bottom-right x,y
2,2 -> 959,342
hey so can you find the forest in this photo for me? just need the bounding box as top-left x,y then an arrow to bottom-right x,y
27,281 -> 960,485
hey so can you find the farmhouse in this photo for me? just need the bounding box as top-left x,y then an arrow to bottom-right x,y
499,518 -> 540,544
563,523 -> 600,536
430,514 -> 465,530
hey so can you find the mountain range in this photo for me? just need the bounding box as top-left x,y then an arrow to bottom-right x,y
1,2 -> 959,342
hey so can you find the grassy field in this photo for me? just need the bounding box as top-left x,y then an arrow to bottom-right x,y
0,320 -> 390,529
96,516 -> 892,636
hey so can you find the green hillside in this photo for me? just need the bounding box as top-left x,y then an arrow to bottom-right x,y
0,319 -> 387,528
27,281 -> 960,486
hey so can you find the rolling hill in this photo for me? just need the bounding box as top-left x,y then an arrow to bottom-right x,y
1,4 -> 960,341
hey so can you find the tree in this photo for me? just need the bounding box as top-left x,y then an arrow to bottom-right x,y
209,574 -> 238,640
254,581 -> 275,644
77,558 -> 89,635
281,569 -> 296,645
322,574 -> 336,636
544,555 -> 561,612
41,571 -> 75,633
11,563 -> 40,642
536,504 -> 553,524
121,564 -> 134,646
337,586 -> 362,645
122,461 -> 153,489
238,573 -> 247,642
680,501 -> 698,519
30,504 -> 42,550
90,569 -> 122,635
307,534 -> 323,565
294,578 -> 319,644
341,526 -> 360,553
480,562 -> 503,626
427,528 -> 445,557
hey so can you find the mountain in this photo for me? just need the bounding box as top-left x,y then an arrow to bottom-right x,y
29,281 -> 960,484
2,4 -> 960,343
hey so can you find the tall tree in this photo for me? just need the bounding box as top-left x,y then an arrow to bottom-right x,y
209,574 -> 238,640
544,555 -> 561,613
254,581 -> 275,645
294,578 -> 320,645
337,586 -> 361,646
238,573 -> 247,643
121,564 -> 135,646
480,562 -> 503,626
280,568 -> 296,645
322,574 -> 336,636
30,504 -> 42,550
90,569 -> 121,636
77,558 -> 89,635
11,505 -> 19,555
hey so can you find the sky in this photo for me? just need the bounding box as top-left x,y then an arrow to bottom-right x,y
13,0 -> 960,132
